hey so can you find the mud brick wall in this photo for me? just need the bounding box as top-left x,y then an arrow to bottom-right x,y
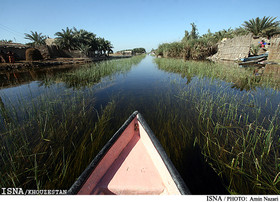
209,34 -> 253,61
0,46 -> 28,60
268,35 -> 280,61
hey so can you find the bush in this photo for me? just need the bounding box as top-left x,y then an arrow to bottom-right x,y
156,42 -> 183,58
183,38 -> 218,60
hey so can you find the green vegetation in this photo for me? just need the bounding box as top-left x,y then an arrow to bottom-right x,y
24,31 -> 47,46
1,53 -> 280,194
46,54 -> 146,88
156,22 -> 222,60
0,39 -> 13,43
23,27 -> 113,57
250,44 -> 261,56
154,57 -> 280,194
0,55 -> 145,190
156,16 -> 280,60
55,27 -> 113,56
156,42 -> 184,58
243,16 -> 280,38
154,58 -> 280,90
132,48 -> 146,54
0,91 -> 117,189
54,27 -> 76,50
95,37 -> 114,57
116,47 -> 146,55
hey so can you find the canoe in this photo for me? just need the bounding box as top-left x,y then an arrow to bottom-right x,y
68,111 -> 191,195
239,53 -> 268,62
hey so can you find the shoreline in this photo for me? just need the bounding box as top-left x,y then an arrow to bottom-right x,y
0,55 -> 132,71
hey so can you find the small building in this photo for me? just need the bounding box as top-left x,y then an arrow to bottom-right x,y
0,42 -> 30,61
122,50 -> 133,56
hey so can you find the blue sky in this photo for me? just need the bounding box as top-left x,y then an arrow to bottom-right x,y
0,0 -> 279,52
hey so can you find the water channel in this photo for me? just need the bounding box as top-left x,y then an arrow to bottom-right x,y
1,55 -> 280,194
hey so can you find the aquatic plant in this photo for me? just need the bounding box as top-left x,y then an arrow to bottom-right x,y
1,55 -> 280,195
0,55 -> 146,190
46,55 -> 146,89
0,89 -> 118,189
183,81 -> 280,194
154,57 -> 280,90
154,57 -> 280,194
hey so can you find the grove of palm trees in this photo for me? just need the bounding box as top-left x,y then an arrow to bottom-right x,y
24,27 -> 113,58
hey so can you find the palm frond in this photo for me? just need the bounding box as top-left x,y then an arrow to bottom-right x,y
242,16 -> 280,38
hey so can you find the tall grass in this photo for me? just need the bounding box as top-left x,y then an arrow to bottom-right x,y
156,42 -> 184,58
182,79 -> 280,194
107,79 -> 229,194
2,54 -> 280,194
155,57 -> 280,194
48,55 -> 146,89
154,57 -> 280,90
0,55 -> 146,190
0,84 -> 117,189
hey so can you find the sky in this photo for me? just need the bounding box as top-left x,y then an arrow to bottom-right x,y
0,0 -> 279,52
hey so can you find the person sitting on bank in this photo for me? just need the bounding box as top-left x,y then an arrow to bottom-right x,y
260,40 -> 267,48
7,51 -> 15,63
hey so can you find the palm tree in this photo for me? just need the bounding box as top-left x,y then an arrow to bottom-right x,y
0,39 -> 13,43
96,37 -> 106,56
104,40 -> 113,56
24,31 -> 46,46
54,27 -> 113,56
242,16 -> 280,38
72,28 -> 98,55
73,28 -> 92,46
213,28 -> 234,41
189,23 -> 199,40
233,26 -> 249,36
88,34 -> 99,55
54,27 -> 75,50
182,23 -> 199,42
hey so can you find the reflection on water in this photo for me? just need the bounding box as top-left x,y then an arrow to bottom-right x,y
0,65 -> 79,89
0,56 -> 280,194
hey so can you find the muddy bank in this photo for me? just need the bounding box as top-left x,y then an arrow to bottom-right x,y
0,56 -> 131,71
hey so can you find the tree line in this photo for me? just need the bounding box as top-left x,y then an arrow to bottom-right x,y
116,48 -> 146,55
156,16 -> 280,60
24,27 -> 113,57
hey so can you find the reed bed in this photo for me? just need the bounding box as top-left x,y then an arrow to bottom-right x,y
2,54 -> 280,194
0,81 -> 118,190
48,55 -> 146,89
0,55 -> 146,190
155,57 -> 280,194
154,58 -> 280,90
110,80 -> 229,194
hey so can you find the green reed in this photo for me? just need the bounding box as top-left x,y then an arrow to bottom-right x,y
154,58 -> 280,90
0,55 -> 146,190
45,55 -> 146,89
0,87 -> 114,189
2,54 -> 279,194
155,57 -> 280,194
109,79 -> 228,194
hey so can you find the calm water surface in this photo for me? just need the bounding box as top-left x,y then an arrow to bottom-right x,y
1,56 -> 280,194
